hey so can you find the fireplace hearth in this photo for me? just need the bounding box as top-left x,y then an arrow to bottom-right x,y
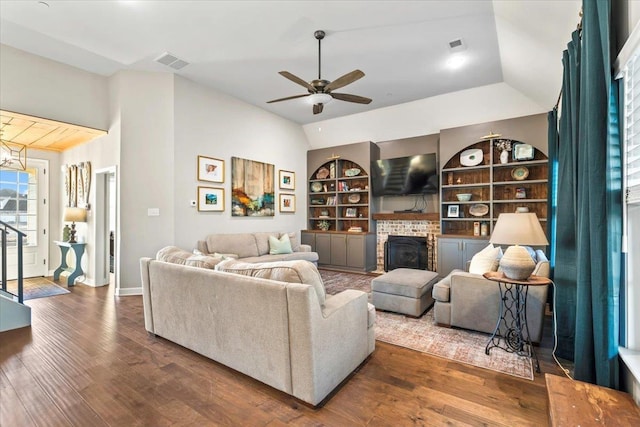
384,235 -> 435,272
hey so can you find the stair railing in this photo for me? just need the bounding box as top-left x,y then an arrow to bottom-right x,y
1,220 -> 26,303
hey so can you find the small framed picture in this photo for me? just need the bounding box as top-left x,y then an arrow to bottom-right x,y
198,187 -> 224,212
279,193 -> 295,213
198,155 -> 224,183
279,170 -> 295,190
512,143 -> 535,161
345,207 -> 357,218
447,205 -> 460,218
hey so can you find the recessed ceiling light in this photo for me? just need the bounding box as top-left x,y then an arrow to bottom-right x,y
447,55 -> 466,70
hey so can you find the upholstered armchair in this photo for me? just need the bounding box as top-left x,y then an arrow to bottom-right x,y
432,249 -> 550,343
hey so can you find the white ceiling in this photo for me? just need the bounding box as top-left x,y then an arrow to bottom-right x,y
0,1 -> 581,125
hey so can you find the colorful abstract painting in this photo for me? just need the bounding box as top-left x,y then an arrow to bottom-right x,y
231,157 -> 274,217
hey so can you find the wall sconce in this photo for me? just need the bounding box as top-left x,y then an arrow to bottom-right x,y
0,140 -> 27,171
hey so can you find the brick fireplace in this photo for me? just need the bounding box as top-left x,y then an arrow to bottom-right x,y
373,212 -> 440,273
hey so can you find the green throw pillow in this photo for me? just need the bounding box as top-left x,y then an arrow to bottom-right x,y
268,233 -> 293,255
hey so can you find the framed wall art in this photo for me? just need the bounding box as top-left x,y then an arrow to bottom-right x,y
198,186 -> 224,212
231,157 -> 275,217
198,155 -> 224,183
279,194 -> 295,213
279,170 -> 295,190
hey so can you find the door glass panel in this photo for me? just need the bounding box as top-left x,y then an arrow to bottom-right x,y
0,168 -> 37,246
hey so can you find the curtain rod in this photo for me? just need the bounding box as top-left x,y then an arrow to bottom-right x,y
554,8 -> 583,110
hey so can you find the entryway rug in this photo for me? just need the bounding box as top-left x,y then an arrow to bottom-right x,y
319,269 -> 534,381
4,277 -> 70,301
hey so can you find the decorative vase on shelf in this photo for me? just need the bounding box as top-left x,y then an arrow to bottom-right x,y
62,224 -> 70,242
500,150 -> 509,164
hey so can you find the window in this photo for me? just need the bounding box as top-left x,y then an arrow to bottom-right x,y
620,34 -> 640,350
0,168 -> 38,246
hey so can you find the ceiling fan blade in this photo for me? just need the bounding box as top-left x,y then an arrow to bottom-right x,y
324,70 -> 365,92
266,93 -> 310,104
279,71 -> 315,92
330,93 -> 372,104
313,103 -> 324,114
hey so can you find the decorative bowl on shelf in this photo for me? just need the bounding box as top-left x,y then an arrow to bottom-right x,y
348,193 -> 361,203
315,167 -> 330,179
344,168 -> 361,177
456,193 -> 472,202
469,203 -> 489,217
460,148 -> 483,166
311,182 -> 323,192
511,166 -> 529,181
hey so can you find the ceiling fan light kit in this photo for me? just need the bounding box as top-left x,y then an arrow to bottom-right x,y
267,29 -> 372,115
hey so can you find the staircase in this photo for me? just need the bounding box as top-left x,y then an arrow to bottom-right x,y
1,221 -> 31,332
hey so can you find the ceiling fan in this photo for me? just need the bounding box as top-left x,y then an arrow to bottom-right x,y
267,30 -> 372,115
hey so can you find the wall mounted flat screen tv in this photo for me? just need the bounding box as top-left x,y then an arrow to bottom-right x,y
370,153 -> 438,197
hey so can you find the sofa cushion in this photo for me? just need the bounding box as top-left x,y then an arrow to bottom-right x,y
215,259 -> 326,305
184,254 -> 223,269
254,232 -> 280,255
156,246 -> 193,264
468,244 -> 502,274
205,233 -> 259,258
269,234 -> 293,254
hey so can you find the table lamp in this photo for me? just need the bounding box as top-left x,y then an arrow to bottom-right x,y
489,213 -> 548,280
64,207 -> 87,243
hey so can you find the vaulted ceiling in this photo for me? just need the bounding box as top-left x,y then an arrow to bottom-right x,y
0,1 -> 581,126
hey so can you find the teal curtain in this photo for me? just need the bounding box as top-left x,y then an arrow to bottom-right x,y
552,0 -> 622,388
553,30 -> 581,360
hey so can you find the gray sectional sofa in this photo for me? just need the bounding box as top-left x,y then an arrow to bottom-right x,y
196,231 -> 319,264
140,256 -> 375,406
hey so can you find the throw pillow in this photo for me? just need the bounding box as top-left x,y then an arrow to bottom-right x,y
468,244 -> 503,274
268,234 -> 293,255
215,259 -> 326,306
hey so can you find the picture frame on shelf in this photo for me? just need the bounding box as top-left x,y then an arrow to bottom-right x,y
197,156 -> 224,183
279,193 -> 295,213
512,143 -> 535,161
447,205 -> 460,218
279,170 -> 295,190
198,186 -> 224,212
345,207 -> 357,218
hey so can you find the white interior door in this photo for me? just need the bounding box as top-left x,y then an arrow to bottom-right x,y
0,158 -> 49,279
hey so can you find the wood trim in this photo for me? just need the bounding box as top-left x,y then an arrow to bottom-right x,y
372,212 -> 439,221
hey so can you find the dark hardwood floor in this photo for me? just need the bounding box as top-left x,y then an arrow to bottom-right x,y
1,281 -> 567,426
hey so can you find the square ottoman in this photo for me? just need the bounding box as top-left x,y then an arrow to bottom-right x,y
371,268 -> 439,317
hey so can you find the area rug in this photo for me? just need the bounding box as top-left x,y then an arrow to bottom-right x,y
319,269 -> 534,380
4,277 -> 70,301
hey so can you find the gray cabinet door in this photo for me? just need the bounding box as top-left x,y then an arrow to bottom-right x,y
330,234 -> 347,266
315,234 -> 332,265
437,238 -> 463,276
437,237 -> 489,275
346,234 -> 365,269
300,231 -> 315,251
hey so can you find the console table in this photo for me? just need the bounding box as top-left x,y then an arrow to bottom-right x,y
483,271 -> 551,373
53,241 -> 86,286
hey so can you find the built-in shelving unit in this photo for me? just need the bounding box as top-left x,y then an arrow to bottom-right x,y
440,138 -> 549,237
308,159 -> 372,233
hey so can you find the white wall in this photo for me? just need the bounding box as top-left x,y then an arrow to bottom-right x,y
0,44 -> 109,130
173,77 -> 309,249
302,82 -> 545,149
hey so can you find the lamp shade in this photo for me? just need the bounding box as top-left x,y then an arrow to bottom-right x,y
489,213 -> 548,246
64,207 -> 87,223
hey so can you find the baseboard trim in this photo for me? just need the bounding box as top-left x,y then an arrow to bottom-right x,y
116,287 -> 142,296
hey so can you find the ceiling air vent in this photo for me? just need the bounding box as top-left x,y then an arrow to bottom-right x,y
448,38 -> 466,52
155,52 -> 190,70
